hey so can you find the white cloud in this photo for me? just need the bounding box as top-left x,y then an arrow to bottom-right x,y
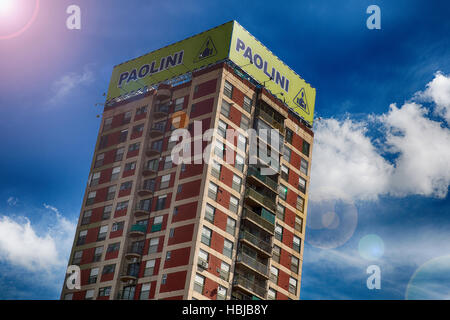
416,71 -> 450,124
0,205 -> 76,272
310,72 -> 450,202
7,197 -> 18,206
47,66 -> 94,106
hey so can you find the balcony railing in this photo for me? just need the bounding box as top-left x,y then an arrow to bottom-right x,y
239,230 -> 272,255
244,188 -> 276,212
129,224 -> 147,237
242,207 -> 275,234
236,252 -> 269,277
256,108 -> 285,134
247,167 -> 278,192
233,274 -> 266,299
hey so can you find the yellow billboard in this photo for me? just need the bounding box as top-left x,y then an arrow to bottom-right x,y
106,21 -> 234,101
228,21 -> 316,125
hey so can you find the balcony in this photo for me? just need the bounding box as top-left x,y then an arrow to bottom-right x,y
125,243 -> 144,260
129,224 -> 147,237
242,206 -> 275,235
149,124 -> 165,138
146,145 -> 162,157
153,105 -> 169,120
232,274 -> 266,299
239,230 -> 272,257
120,263 -> 140,282
156,84 -> 172,101
244,188 -> 276,212
235,252 -> 269,278
256,108 -> 285,135
247,167 -> 278,192
143,162 -> 158,176
137,183 -> 154,197
133,205 -> 150,218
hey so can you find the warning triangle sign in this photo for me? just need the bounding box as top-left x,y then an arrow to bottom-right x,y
194,36 -> 217,63
293,88 -> 310,115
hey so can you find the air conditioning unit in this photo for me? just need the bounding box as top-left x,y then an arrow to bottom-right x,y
198,259 -> 208,269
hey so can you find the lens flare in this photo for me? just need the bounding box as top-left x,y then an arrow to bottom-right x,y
358,234 -> 384,260
0,0 -> 39,40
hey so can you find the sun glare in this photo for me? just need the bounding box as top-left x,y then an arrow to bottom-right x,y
0,0 -> 16,16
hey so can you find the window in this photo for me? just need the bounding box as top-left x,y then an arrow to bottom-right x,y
120,181 -> 132,191
214,140 -> 224,158
148,238 -> 159,254
89,267 -> 99,284
216,262 -> 229,282
275,224 -> 283,242
136,105 -> 148,116
106,185 -> 116,200
138,198 -> 151,212
237,134 -> 246,152
169,228 -> 174,238
166,251 -> 171,261
229,195 -> 239,213
140,283 -> 151,300
93,246 -> 103,262
293,236 -> 301,253
232,174 -> 242,192
302,140 -> 310,157
221,99 -> 231,117
115,201 -> 128,212
211,161 -> 221,179
268,288 -> 276,300
226,217 -> 236,235
152,216 -> 163,232
289,277 -> 298,294
194,85 -> 199,94
298,176 -> 307,194
81,210 -> 92,225
223,239 -> 233,258
101,204 -> 112,220
146,158 -> 159,172
115,147 -> 125,162
111,166 -> 121,181
223,81 -> 233,99
98,286 -> 111,297
217,285 -> 227,300
123,111 -> 132,124
277,203 -> 285,221
297,196 -> 305,212
272,245 -> 281,263
155,194 -> 167,211
278,184 -> 288,201
144,259 -> 156,276
86,191 -> 96,205
128,142 -> 140,152
77,230 -> 87,245
119,129 -> 128,143
285,128 -> 293,144
208,182 -> 218,200
151,140 -> 163,152
283,147 -> 291,162
218,120 -> 227,138
143,178 -> 155,192
198,249 -> 209,266
160,174 -> 171,189
295,216 -> 303,232
194,274 -> 205,294
201,227 -> 212,246
72,250 -> 82,265
163,156 -> 172,170
291,256 -> 300,273
97,225 -> 108,241
107,242 -> 120,253
94,153 -> 104,168
300,158 -> 308,175
174,97 -> 184,111
124,161 -> 136,172
111,221 -> 124,232
64,293 -> 73,300
99,135 -> 108,149
103,117 -> 112,131
281,165 -> 289,181
235,154 -> 244,172
243,96 -> 252,113
90,172 -> 100,187
240,114 -> 250,130
204,203 -> 215,223
270,266 -> 279,284
85,289 -> 94,300
133,124 -> 144,135
102,264 -> 115,275
161,274 -> 167,285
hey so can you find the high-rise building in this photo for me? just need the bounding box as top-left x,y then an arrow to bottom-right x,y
61,21 -> 316,301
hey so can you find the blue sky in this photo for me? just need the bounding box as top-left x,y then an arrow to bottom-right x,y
0,0 -> 449,299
